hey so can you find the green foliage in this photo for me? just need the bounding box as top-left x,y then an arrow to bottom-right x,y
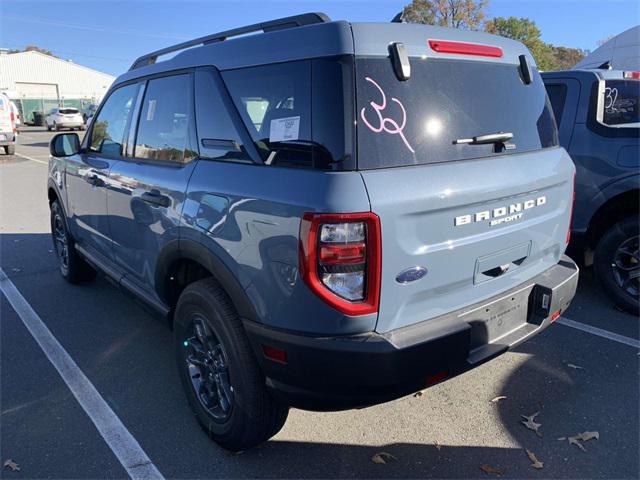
402,0 -> 489,30
9,45 -> 57,58
485,16 -> 586,71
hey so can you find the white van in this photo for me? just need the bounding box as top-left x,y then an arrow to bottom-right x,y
0,92 -> 16,155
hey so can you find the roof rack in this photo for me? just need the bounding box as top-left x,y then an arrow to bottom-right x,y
129,12 -> 331,71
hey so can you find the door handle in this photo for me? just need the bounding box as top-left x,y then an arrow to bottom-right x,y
87,174 -> 105,187
141,190 -> 170,208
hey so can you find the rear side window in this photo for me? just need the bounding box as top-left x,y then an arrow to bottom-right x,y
221,57 -> 354,170
601,80 -> 640,126
194,69 -> 251,162
356,58 -> 558,169
90,83 -> 140,157
134,74 -> 196,163
545,84 -> 567,125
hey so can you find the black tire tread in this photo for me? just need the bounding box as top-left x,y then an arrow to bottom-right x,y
594,216 -> 639,315
175,278 -> 288,451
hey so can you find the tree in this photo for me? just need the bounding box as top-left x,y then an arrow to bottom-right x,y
549,45 -> 588,70
485,16 -> 556,70
8,45 -> 57,57
401,0 -> 489,30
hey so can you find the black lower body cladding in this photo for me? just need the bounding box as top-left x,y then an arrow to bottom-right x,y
244,256 -> 579,411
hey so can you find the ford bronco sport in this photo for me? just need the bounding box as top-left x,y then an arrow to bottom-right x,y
543,68 -> 639,314
48,13 -> 578,451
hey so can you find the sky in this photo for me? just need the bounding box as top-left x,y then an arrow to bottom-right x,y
1,0 -> 638,76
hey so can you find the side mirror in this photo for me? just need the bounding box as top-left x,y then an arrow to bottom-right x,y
50,133 -> 80,157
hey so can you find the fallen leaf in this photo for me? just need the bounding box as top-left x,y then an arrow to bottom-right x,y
413,390 -> 425,398
479,463 -> 504,475
568,431 -> 599,451
3,459 -> 20,472
567,364 -> 584,370
490,396 -> 507,403
557,437 -> 566,441
371,452 -> 397,464
521,411 -> 542,437
11,268 -> 21,273
435,441 -> 442,451
525,449 -> 544,469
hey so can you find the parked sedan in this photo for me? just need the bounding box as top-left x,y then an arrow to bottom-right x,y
46,108 -> 85,131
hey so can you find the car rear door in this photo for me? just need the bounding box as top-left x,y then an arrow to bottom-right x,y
66,82 -> 141,260
107,72 -> 198,293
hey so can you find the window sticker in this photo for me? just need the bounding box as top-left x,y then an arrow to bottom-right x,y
360,76 -> 414,153
269,116 -> 300,142
146,99 -> 157,121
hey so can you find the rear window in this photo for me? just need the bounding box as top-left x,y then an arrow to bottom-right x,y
59,108 -> 79,114
601,80 -> 640,126
221,57 -> 354,170
356,58 -> 558,169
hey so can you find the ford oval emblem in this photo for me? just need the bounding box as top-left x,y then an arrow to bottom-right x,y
395,266 -> 428,284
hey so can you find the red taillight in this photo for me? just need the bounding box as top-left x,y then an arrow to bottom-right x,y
10,111 -> 16,133
550,310 -> 561,322
319,242 -> 366,265
623,71 -> 640,79
428,39 -> 503,58
299,212 -> 381,316
567,172 -> 575,244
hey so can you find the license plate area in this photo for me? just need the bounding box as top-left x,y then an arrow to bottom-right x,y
461,286 -> 533,349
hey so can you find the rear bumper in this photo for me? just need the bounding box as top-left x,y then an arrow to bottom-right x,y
55,122 -> 83,128
244,256 -> 579,411
0,131 -> 15,145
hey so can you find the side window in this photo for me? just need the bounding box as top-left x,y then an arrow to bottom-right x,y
545,84 -> 568,125
134,74 -> 195,163
194,69 -> 250,161
90,84 -> 139,157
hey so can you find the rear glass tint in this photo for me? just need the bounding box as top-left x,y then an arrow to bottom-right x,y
356,58 -> 558,169
602,80 -> 639,126
221,57 -> 354,170
59,108 -> 79,114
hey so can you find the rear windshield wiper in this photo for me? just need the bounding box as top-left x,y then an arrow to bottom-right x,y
453,131 -> 514,146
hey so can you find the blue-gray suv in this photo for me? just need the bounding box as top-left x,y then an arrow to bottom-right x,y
47,13 -> 578,451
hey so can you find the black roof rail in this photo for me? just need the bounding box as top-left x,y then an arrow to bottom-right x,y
129,12 -> 331,71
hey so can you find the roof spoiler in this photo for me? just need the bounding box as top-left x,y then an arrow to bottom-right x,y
129,12 -> 331,71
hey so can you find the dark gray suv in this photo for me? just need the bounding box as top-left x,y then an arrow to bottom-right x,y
543,69 -> 639,313
48,13 -> 578,451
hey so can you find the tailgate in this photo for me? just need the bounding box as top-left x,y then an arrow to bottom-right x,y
361,147 -> 574,333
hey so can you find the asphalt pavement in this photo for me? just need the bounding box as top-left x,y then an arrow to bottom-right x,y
1,127 -> 638,479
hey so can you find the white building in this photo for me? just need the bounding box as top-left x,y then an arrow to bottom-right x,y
0,49 -> 115,123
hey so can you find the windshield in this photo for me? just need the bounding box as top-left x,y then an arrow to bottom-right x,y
601,80 -> 640,126
355,57 -> 558,169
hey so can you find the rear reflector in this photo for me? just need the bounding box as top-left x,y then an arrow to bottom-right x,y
428,39 -> 503,58
425,370 -> 449,386
551,310 -> 561,322
319,242 -> 366,265
262,345 -> 287,364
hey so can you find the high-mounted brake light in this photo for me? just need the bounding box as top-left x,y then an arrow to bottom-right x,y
299,212 -> 381,316
428,39 -> 503,58
623,71 -> 640,79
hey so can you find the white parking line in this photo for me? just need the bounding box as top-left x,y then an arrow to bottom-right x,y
557,316 -> 640,349
14,152 -> 48,165
0,268 -> 164,480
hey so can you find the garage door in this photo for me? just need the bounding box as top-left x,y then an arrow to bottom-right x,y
15,82 -> 59,99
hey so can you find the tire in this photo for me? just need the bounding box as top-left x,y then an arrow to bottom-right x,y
4,145 -> 15,155
594,216 -> 639,315
174,278 -> 289,451
55,123 -> 61,131
47,124 -> 51,131
50,200 -> 96,283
